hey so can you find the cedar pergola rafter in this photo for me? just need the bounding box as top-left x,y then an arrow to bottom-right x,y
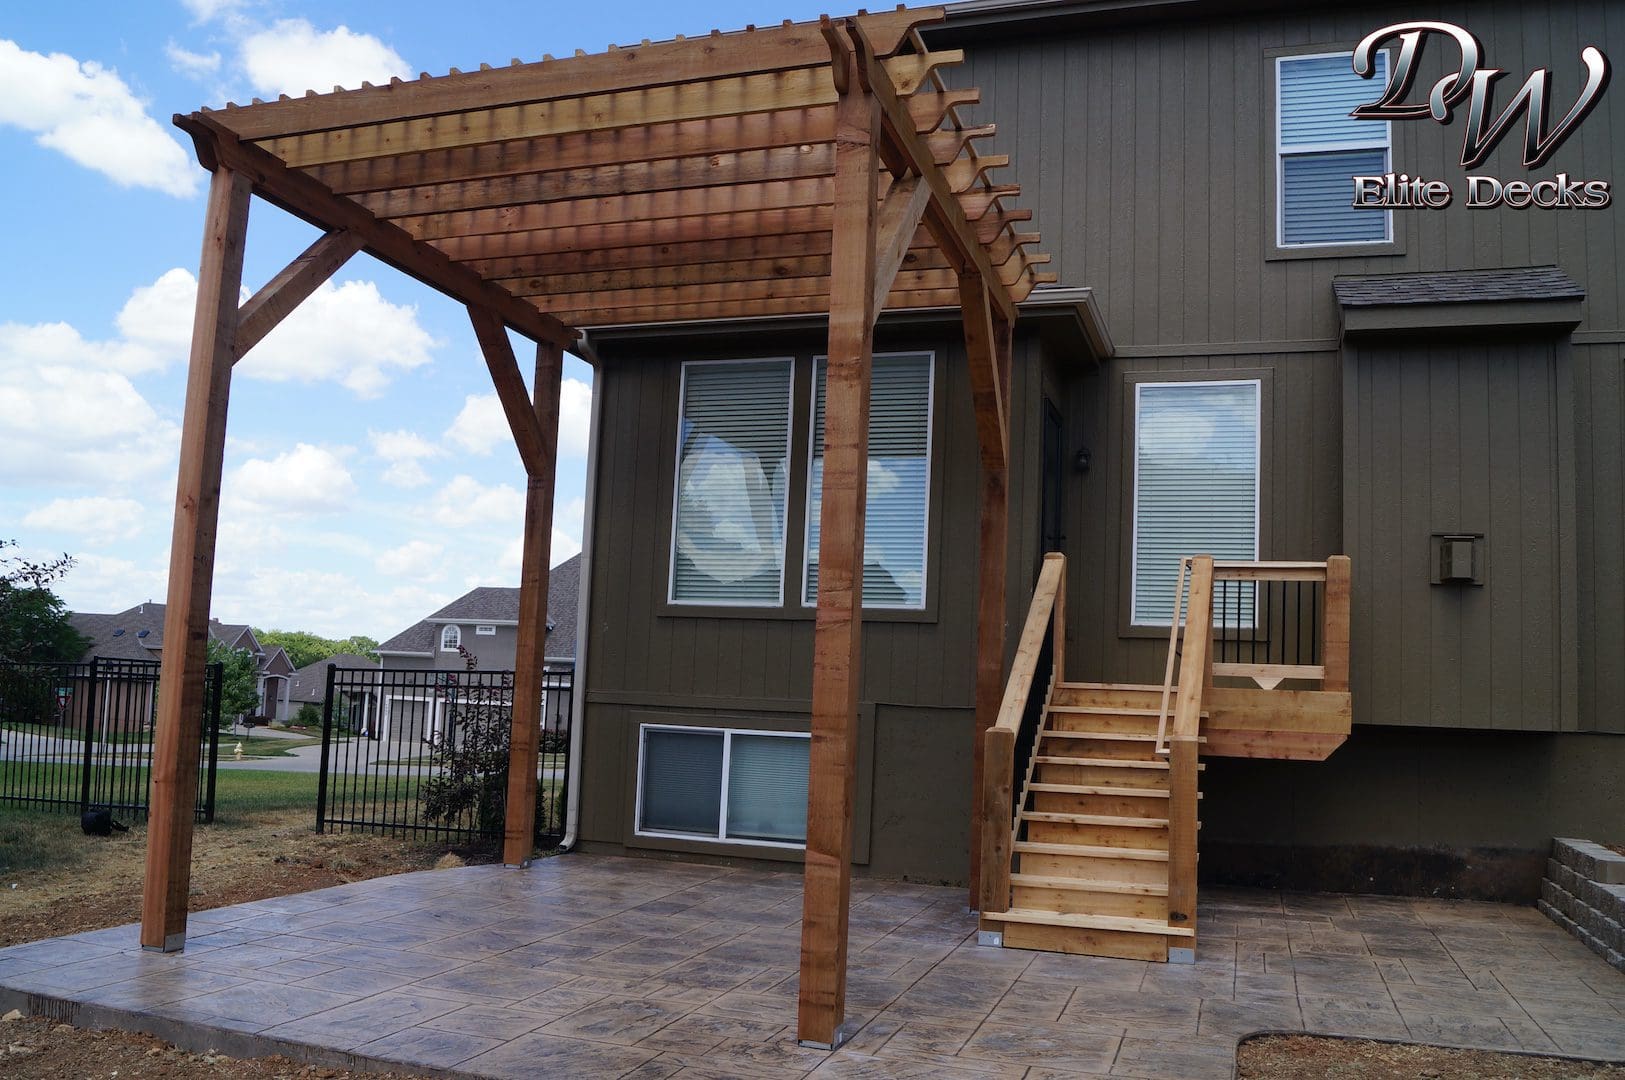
144,6 -> 1053,1052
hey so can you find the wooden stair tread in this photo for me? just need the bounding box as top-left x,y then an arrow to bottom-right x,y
1047,706 -> 1210,718
1042,731 -> 1207,744
1011,874 -> 1169,896
1014,841 -> 1169,861
1020,810 -> 1168,828
1030,783 -> 1169,798
985,907 -> 1195,937
1033,755 -> 1169,769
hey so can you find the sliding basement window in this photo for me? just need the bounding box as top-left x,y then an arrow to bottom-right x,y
1131,380 -> 1261,626
636,725 -> 811,847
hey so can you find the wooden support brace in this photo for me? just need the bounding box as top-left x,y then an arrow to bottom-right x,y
141,167 -> 252,952
233,230 -> 362,360
469,308 -> 551,476
870,175 -> 931,319
797,51 -> 879,1052
497,337 -> 564,868
957,273 -> 1008,470
1322,555 -> 1351,693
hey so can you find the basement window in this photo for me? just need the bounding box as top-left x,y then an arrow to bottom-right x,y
668,358 -> 794,606
1131,380 -> 1261,625
635,725 -> 809,847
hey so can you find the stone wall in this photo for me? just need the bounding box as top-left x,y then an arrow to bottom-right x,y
1540,838 -> 1625,973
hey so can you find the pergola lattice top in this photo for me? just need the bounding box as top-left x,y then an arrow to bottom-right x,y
175,6 -> 1054,344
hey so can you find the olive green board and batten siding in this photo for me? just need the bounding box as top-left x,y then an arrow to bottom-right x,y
574,325 -> 1047,881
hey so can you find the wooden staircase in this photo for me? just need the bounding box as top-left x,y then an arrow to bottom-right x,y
977,553 -> 1353,966
983,683 -> 1199,962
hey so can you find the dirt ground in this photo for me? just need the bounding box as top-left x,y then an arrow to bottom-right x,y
0,808 -> 495,948
1239,1035 -> 1625,1079
0,1015 -> 419,1079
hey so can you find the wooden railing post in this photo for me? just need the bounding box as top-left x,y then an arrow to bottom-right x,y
978,727 -> 1015,916
1322,555 -> 1351,693
1166,555 -> 1211,955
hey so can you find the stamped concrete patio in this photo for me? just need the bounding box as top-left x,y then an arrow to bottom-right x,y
2,853 -> 1623,1078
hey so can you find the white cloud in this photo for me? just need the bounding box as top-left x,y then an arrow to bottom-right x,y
180,0 -> 247,21
238,279 -> 437,397
240,19 -> 410,98
52,552 -> 169,614
369,428 -> 440,488
129,268 -> 438,394
376,540 -> 444,580
443,393 -> 506,456
0,324 -> 179,486
445,378 -> 592,459
430,475 -> 524,526
23,497 -> 146,546
213,565 -> 447,640
560,377 -> 593,458
228,443 -> 356,515
165,42 -> 221,78
0,39 -> 200,197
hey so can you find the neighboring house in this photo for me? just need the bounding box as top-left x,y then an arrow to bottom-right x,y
371,555 -> 581,743
376,554 -> 581,672
69,603 -> 295,723
562,0 -> 1625,909
287,652 -> 379,731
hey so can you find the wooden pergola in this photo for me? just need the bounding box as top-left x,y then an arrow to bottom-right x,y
146,6 -> 1052,1047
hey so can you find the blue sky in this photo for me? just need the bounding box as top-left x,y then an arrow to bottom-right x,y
1,0 -> 828,640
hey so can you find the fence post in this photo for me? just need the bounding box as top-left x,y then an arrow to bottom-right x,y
315,664 -> 336,834
79,658 -> 99,814
202,662 -> 222,823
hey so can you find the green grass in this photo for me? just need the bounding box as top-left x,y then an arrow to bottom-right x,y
224,735 -> 322,759
1,721 -> 151,745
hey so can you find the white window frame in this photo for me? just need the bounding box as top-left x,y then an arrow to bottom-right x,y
801,350 -> 936,611
439,625 -> 461,651
474,624 -> 496,636
1129,379 -> 1262,627
1275,50 -> 1392,249
633,723 -> 811,849
666,357 -> 797,608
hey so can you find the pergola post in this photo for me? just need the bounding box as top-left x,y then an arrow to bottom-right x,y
962,276 -> 1012,907
797,56 -> 881,1052
468,311 -> 564,868
142,166 -> 252,952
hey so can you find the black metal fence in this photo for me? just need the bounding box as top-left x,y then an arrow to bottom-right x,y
316,665 -> 573,847
0,658 -> 221,822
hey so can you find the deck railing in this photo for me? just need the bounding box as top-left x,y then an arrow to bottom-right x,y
1155,554 -> 1352,936
978,552 -> 1065,918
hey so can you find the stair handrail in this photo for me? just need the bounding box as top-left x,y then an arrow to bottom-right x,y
1154,556 -> 1192,756
978,552 -> 1066,918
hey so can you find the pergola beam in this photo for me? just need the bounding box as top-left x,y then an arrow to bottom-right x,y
141,167 -> 252,952
468,307 -> 550,477
175,112 -> 577,350
233,229 -> 362,360
219,9 -> 939,141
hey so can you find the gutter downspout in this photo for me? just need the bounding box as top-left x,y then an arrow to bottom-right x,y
561,349 -> 603,851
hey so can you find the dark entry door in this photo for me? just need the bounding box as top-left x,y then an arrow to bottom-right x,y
1040,398 -> 1066,565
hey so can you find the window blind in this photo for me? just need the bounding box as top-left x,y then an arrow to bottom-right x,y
725,734 -> 809,843
1278,52 -> 1388,246
639,729 -> 723,836
805,353 -> 932,608
670,360 -> 792,604
1132,382 -> 1260,625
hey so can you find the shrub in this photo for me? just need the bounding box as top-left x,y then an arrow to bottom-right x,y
293,702 -> 321,728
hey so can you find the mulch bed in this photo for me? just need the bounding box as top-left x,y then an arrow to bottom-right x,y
1239,1034 -> 1625,1078
0,1015 -> 421,1079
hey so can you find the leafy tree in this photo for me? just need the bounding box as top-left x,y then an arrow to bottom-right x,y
205,637 -> 260,729
255,628 -> 381,667
0,540 -> 90,663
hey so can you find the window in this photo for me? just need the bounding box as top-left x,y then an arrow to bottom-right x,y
1131,381 -> 1260,625
636,726 -> 810,846
804,352 -> 933,609
1277,51 -> 1390,248
668,359 -> 794,605
439,625 -> 461,651
475,624 -> 496,636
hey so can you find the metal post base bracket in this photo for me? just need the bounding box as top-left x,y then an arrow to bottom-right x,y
142,932 -> 187,954
1169,946 -> 1196,964
977,930 -> 1004,948
505,859 -> 534,870
798,1021 -> 858,1052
